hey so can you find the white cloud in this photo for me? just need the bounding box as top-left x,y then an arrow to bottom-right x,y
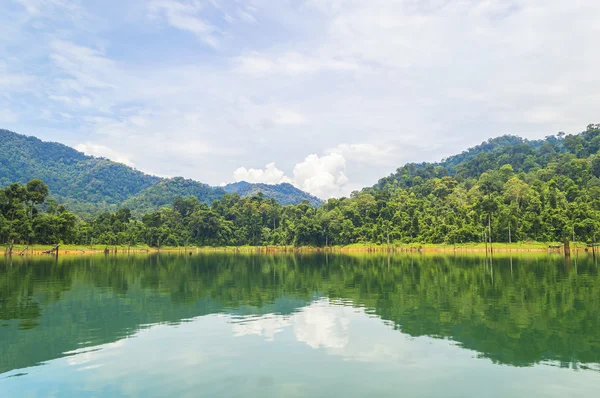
292,153 -> 349,198
75,143 -> 134,166
233,162 -> 292,185
148,0 -> 220,47
50,40 -> 116,90
233,152 -> 349,199
2,0 -> 600,197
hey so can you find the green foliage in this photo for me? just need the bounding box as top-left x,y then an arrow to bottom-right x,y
0,180 -> 78,245
2,124 -> 600,246
0,129 -> 160,208
223,182 -> 321,206
123,177 -> 226,215
0,129 -> 322,216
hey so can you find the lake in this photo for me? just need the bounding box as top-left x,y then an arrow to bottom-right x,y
1,252 -> 599,397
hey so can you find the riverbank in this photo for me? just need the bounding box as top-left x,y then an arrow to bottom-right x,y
194,242 -> 591,254
3,242 -> 593,256
2,244 -> 175,256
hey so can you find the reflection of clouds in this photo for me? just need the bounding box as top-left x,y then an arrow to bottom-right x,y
228,298 -> 352,350
231,314 -> 291,341
293,299 -> 350,349
225,299 -> 433,364
6,304 -> 599,398
65,341 -> 124,368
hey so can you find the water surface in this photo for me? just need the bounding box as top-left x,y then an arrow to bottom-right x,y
1,253 -> 599,397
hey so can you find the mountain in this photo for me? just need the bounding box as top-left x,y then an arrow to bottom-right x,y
3,124 -> 600,247
374,126 -> 600,190
222,181 -> 321,206
0,129 -> 321,215
0,129 -> 159,206
121,177 -> 227,215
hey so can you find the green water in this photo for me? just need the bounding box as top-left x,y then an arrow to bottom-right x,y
0,253 -> 599,397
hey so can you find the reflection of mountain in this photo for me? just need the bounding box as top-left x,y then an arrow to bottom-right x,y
1,253 -> 599,375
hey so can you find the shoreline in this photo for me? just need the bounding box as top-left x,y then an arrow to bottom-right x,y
2,242 -> 595,257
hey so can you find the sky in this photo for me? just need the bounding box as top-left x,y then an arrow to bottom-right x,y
1,0 -> 599,199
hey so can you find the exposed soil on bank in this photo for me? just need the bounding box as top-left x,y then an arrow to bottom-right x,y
3,243 -> 594,257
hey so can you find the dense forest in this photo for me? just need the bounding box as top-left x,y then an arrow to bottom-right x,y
1,124 -> 600,247
0,129 -> 321,215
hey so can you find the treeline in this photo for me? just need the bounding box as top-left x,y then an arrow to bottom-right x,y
0,179 -> 77,245
0,129 -> 322,216
2,124 -> 600,247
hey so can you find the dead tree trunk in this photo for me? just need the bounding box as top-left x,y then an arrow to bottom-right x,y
564,238 -> 571,257
488,214 -> 493,255
43,244 -> 60,256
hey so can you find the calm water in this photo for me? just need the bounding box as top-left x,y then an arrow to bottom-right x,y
1,253 -> 599,397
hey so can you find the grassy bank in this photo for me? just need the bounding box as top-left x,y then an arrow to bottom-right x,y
2,244 -> 186,256
189,242 -> 588,254
3,242 -> 593,257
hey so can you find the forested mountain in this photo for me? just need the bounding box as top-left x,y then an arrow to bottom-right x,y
223,181 -> 321,206
0,129 -> 159,205
2,124 -> 600,247
0,129 -> 319,215
122,177 -> 226,215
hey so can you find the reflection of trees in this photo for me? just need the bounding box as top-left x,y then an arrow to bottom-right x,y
0,253 -> 599,374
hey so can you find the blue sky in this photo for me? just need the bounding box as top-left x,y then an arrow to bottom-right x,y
1,0 -> 599,198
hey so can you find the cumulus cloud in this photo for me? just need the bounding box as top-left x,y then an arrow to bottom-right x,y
233,162 -> 292,185
292,153 -> 349,198
233,152 -> 349,198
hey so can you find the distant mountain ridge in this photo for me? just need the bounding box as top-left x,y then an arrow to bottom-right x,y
0,129 -> 322,215
222,181 -> 321,206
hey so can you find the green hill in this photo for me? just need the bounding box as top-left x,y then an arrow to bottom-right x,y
0,129 -> 159,207
2,124 -> 600,247
122,177 -> 226,215
0,129 -> 321,216
223,181 -> 321,206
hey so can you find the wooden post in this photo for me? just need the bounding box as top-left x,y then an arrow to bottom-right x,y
564,238 -> 571,257
43,244 -> 59,257
488,214 -> 493,256
484,232 -> 488,259
386,223 -> 390,252
593,234 -> 597,262
19,245 -> 29,256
